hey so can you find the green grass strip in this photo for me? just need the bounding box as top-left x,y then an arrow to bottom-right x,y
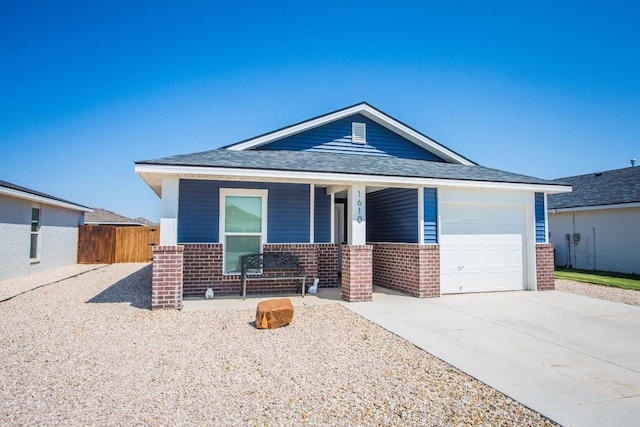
554,268 -> 640,291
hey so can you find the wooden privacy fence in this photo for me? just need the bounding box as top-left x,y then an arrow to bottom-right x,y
78,225 -> 159,264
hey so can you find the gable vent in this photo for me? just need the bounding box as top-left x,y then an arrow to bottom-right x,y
352,122 -> 366,144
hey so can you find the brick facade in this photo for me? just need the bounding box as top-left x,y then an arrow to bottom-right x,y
182,243 -> 339,298
341,245 -> 373,302
372,243 -> 440,297
536,243 -> 555,291
151,245 -> 184,310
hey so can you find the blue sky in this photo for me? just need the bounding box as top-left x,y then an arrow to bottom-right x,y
1,1 -> 638,222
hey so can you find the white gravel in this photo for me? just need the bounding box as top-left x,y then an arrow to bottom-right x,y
0,263 -> 561,426
556,279 -> 640,306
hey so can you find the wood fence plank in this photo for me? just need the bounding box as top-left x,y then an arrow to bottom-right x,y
78,225 -> 115,264
79,225 -> 159,264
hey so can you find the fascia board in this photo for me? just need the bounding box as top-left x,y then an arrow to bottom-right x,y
135,164 -> 571,194
0,187 -> 93,213
549,202 -> 640,213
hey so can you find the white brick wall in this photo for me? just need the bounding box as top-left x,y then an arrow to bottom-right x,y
549,206 -> 640,274
0,193 -> 84,280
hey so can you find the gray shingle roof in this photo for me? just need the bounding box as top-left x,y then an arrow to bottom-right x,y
85,208 -> 153,226
0,179 -> 91,211
137,149 -> 564,187
548,167 -> 640,209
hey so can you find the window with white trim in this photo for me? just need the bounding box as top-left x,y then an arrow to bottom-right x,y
30,207 -> 41,261
352,122 -> 366,144
219,189 -> 267,274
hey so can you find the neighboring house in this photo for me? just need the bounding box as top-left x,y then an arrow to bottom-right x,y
135,102 -> 570,309
85,208 -> 155,226
134,217 -> 159,227
548,166 -> 640,274
0,180 -> 92,280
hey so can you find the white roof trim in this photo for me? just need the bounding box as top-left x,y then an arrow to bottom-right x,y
0,186 -> 92,213
549,202 -> 640,213
136,164 -> 571,197
225,103 -> 475,165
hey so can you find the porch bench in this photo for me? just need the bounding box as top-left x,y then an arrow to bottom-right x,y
240,253 -> 307,300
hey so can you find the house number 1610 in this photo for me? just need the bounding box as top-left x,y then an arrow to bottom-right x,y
357,190 -> 363,223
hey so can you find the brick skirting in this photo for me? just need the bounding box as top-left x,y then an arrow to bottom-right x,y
536,243 -> 555,291
182,243 -> 339,298
372,243 -> 440,297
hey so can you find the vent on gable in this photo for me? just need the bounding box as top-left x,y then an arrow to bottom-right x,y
352,122 -> 366,144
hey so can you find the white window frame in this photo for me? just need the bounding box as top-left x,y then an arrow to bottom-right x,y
30,205 -> 41,263
352,122 -> 366,144
219,188 -> 268,274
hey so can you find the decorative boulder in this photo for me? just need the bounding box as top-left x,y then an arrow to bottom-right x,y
255,298 -> 294,329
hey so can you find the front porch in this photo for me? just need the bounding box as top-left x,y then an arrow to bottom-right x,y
150,179 -> 444,310
151,241 -> 443,310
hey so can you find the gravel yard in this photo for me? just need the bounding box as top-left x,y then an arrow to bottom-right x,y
556,279 -> 640,306
0,264 -> 564,426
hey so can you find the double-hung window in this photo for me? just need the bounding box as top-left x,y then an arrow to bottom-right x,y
30,207 -> 41,261
220,189 -> 267,274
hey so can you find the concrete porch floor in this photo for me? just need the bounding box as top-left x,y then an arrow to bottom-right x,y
182,286 -> 344,311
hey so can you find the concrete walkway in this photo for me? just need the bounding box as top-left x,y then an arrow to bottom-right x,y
345,288 -> 640,427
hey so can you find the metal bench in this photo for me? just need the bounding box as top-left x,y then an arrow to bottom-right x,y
240,253 -> 307,300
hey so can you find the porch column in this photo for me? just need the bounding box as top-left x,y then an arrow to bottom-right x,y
347,184 -> 366,244
341,244 -> 373,302
152,245 -> 184,310
342,184 -> 372,302
160,177 -> 179,246
153,177 -> 183,310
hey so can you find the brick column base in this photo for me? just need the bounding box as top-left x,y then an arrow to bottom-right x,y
152,245 -> 184,310
536,243 -> 555,291
341,245 -> 373,302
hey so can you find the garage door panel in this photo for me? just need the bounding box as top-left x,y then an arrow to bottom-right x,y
440,203 -> 526,294
486,271 -> 522,291
460,250 -> 480,266
459,272 -> 480,291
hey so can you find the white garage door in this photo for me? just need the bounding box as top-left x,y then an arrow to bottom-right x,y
440,203 -> 526,294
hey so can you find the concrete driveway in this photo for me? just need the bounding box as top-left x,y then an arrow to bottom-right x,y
345,288 -> 640,427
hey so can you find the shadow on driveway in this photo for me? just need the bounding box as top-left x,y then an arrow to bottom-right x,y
85,264 -> 152,310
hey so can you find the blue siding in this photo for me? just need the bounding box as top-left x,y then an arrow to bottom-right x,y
367,188 -> 418,243
535,192 -> 546,243
423,188 -> 438,244
314,186 -> 332,243
258,114 -> 444,161
268,183 -> 310,243
177,180 -> 310,244
178,180 -> 219,243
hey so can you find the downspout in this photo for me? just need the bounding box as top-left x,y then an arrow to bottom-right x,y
593,227 -> 596,270
572,212 -> 577,269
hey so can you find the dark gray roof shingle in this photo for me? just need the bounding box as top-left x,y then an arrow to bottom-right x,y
0,179 -> 91,210
548,167 -> 640,209
85,208 -> 140,225
137,149 -> 564,187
